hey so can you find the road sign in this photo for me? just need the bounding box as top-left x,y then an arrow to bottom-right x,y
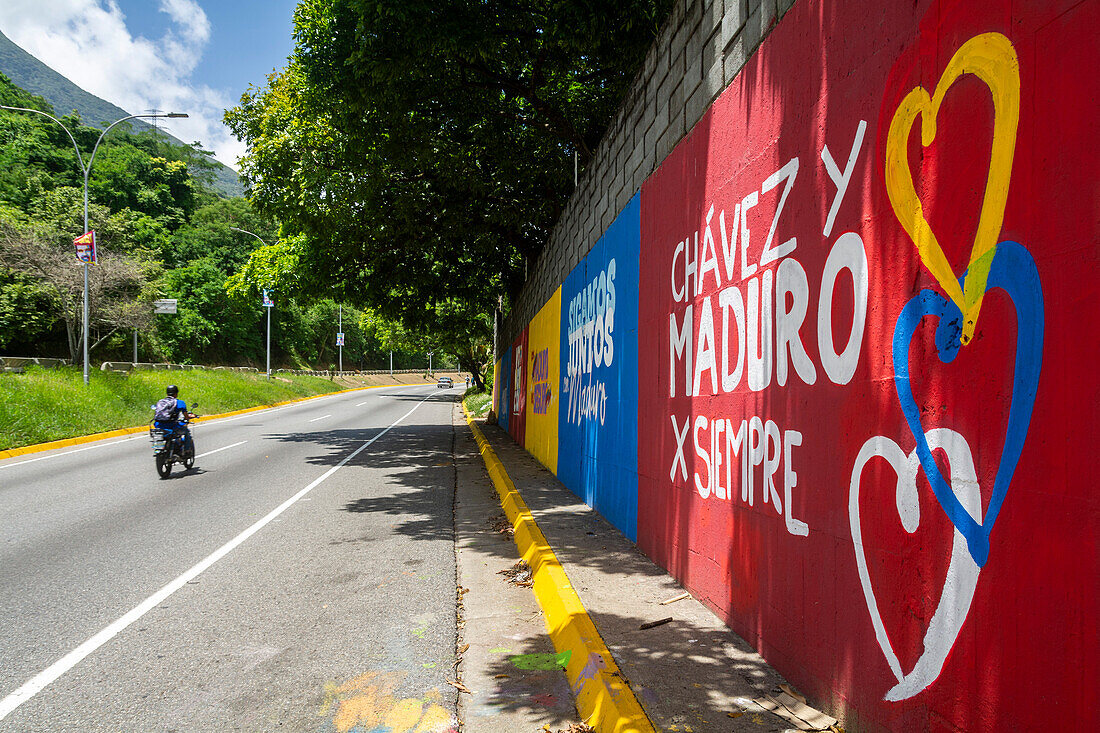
153,299 -> 177,314
262,290 -> 274,307
73,231 -> 97,263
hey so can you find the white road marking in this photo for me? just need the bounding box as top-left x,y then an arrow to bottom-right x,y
195,441 -> 247,459
356,402 -> 370,407
0,394 -> 431,721
0,436 -> 142,470
308,415 -> 331,423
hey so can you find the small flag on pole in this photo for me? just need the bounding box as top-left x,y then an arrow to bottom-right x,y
74,231 -> 96,263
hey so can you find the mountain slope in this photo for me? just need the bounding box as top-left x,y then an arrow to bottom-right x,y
0,28 -> 244,199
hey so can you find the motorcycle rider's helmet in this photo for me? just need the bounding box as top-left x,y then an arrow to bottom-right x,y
166,384 -> 179,397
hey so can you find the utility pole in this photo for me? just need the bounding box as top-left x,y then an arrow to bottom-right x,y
229,227 -> 273,377
264,291 -> 272,378
0,106 -> 187,384
337,304 -> 343,374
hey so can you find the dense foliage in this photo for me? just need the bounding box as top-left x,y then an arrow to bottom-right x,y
0,73 -> 434,371
225,0 -> 670,387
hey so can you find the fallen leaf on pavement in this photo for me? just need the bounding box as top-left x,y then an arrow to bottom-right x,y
445,678 -> 473,694
498,559 -> 533,587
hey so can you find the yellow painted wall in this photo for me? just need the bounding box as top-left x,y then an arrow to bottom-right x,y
524,287 -> 561,473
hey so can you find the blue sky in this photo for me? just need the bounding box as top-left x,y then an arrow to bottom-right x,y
0,0 -> 301,169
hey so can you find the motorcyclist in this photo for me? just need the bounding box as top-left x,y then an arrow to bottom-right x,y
153,385 -> 195,457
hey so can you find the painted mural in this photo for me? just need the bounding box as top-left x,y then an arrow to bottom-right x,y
493,0 -> 1097,728
495,350 -> 510,434
557,195 -> 641,540
635,0 -> 1096,727
524,288 -> 561,472
507,329 -> 528,446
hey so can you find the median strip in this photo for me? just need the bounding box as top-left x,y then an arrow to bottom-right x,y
462,405 -> 655,733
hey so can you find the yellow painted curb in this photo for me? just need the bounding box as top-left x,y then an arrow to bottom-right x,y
462,405 -> 655,733
0,384 -> 389,461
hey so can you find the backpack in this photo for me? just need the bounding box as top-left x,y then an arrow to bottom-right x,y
153,397 -> 179,422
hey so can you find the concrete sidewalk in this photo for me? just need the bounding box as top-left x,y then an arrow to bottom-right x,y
453,405 -> 841,733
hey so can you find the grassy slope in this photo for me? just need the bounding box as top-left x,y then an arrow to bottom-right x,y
463,389 -> 491,417
0,367 -> 345,451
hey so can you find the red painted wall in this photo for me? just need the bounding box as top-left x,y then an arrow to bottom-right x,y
508,329 -> 528,446
637,0 -> 1097,729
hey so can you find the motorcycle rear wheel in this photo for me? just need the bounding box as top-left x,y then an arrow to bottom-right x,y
156,453 -> 172,479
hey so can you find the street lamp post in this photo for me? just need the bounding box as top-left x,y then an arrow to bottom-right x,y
427,350 -> 434,376
338,304 -> 343,374
265,294 -> 272,377
0,106 -> 187,385
229,227 -> 273,377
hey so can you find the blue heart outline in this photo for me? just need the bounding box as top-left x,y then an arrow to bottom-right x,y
892,240 -> 1044,567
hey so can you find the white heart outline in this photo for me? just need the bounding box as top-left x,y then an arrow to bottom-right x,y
849,428 -> 983,701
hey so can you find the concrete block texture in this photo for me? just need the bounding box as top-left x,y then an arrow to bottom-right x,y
761,0 -> 778,33
723,0 -> 749,47
724,28 -> 749,84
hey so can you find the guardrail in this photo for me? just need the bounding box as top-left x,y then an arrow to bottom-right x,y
0,357 -> 71,373
100,362 -> 207,373
2,357 -> 460,378
274,368 -> 457,377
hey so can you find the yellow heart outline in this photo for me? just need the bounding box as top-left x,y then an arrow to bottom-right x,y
885,32 -> 1020,344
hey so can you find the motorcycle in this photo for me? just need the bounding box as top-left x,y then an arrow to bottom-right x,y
149,403 -> 198,478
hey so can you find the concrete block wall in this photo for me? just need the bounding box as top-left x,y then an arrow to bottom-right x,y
492,0 -> 1099,729
501,0 -> 791,348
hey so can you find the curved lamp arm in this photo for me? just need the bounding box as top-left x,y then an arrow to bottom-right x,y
229,226 -> 268,246
0,104 -> 86,170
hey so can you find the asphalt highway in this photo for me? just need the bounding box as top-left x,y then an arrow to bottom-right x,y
0,383 -> 462,731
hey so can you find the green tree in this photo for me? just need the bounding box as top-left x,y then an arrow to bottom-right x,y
0,269 -> 58,352
225,0 -> 670,384
87,145 -> 196,227
0,220 -> 154,361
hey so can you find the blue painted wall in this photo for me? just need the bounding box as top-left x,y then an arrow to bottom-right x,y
556,194 -> 641,540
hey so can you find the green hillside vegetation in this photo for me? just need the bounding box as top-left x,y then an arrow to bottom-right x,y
0,73 -> 437,373
0,28 -> 243,198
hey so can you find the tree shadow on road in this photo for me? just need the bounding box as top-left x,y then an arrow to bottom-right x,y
261,415 -> 459,546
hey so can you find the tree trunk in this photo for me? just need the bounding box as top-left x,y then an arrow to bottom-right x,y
63,308 -> 78,363
458,353 -> 485,392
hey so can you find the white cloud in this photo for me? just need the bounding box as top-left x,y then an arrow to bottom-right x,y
0,0 -> 245,170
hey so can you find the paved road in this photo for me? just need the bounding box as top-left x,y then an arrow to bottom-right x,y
0,384 -> 462,731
